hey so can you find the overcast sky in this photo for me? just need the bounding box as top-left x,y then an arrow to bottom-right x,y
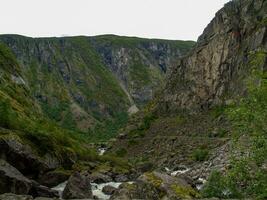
0,0 -> 230,41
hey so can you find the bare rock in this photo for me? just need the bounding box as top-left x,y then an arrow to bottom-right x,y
102,185 -> 117,195
62,172 -> 92,199
0,159 -> 32,194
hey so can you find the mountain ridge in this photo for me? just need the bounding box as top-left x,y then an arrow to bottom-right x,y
0,34 -> 195,140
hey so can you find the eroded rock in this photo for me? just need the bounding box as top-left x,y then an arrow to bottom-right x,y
0,159 -> 32,194
62,172 -> 92,199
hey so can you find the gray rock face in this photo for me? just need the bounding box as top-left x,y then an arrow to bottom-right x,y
0,159 -> 59,198
159,0 -> 267,112
62,172 -> 92,199
0,159 -> 32,194
91,37 -> 192,106
0,137 -> 59,179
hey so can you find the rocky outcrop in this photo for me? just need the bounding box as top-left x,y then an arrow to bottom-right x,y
159,0 -> 267,112
91,36 -> 194,106
0,159 -> 58,198
88,172 -> 113,184
0,159 -> 32,194
111,171 -> 199,199
62,172 -> 92,199
38,170 -> 70,188
0,137 -> 58,179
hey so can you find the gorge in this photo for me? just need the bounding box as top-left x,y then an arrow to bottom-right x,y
0,0 -> 266,199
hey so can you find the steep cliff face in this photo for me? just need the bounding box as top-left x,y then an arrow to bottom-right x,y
158,0 -> 267,112
90,35 -> 194,106
0,35 -> 194,137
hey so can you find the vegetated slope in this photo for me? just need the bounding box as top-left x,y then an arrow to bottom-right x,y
0,42 -> 91,172
111,0 -> 266,198
0,43 -> 133,190
0,35 -> 195,141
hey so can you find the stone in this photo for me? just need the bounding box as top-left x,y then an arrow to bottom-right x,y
0,138 -> 56,179
89,172 -> 112,184
114,174 -> 128,182
111,171 -> 199,199
0,159 -> 32,194
62,172 -> 92,199
30,182 -> 59,198
102,185 -> 117,195
38,170 -> 70,187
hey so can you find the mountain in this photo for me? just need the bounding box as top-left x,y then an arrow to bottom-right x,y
0,35 -> 194,141
0,0 -> 266,199
110,0 -> 267,199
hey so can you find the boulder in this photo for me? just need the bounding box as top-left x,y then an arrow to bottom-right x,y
139,171 -> 200,199
62,172 -> 92,199
0,193 -> 33,200
89,172 -> 112,184
38,169 -> 70,187
0,137 -> 54,179
102,185 -> 117,195
0,159 -> 32,194
114,174 -> 128,182
110,181 -> 160,200
30,182 -> 59,198
111,171 -> 200,199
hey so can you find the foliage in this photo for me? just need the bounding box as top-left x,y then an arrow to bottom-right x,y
191,148 -> 209,162
202,50 -> 267,199
88,111 -> 129,142
171,184 -> 200,199
115,148 -> 128,157
0,99 -> 13,128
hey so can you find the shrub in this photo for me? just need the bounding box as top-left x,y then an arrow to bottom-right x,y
192,148 -> 209,161
0,99 -> 12,128
115,148 -> 127,157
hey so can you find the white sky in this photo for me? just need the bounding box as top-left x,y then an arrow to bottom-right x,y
0,0 -> 230,41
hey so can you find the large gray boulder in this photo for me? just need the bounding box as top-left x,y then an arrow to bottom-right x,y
38,170 -> 70,187
88,172 -> 112,184
0,159 -> 59,198
111,171 -> 200,200
62,172 -> 92,199
30,182 -> 59,198
0,159 -> 32,194
0,137 -> 58,179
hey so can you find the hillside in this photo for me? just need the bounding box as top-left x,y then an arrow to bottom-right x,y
0,0 -> 266,199
0,35 -> 194,141
110,0 -> 267,199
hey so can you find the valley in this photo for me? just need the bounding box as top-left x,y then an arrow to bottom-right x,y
0,0 -> 266,199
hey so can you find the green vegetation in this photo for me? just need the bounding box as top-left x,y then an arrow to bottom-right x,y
144,172 -> 163,188
115,148 -> 128,157
171,184 -> 200,199
202,50 -> 267,199
191,148 -> 209,162
128,113 -> 158,139
88,112 -> 129,142
0,99 -> 13,128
